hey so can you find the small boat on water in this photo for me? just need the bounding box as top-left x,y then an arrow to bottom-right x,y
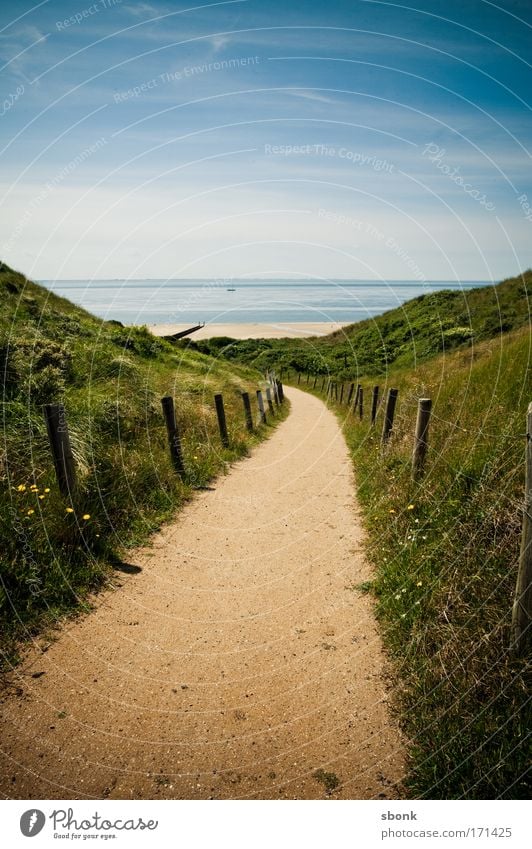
227,287 -> 236,292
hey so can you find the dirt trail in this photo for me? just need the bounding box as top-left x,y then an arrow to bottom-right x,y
0,387 -> 405,800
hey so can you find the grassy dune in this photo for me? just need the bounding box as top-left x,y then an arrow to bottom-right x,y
288,324 -> 531,798
0,263 -> 276,661
199,270 -> 531,377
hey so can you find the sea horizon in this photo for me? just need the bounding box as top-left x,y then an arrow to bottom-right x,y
39,278 -> 490,326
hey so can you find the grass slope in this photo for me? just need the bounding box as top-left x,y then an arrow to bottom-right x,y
287,324 -> 531,799
0,262 -> 279,663
198,270 -> 531,378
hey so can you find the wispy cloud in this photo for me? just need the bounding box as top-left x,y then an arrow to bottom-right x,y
0,25 -> 48,79
210,33 -> 231,51
123,2 -> 160,17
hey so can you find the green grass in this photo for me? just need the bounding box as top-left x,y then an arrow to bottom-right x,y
0,262 -> 287,664
283,325 -> 531,799
313,769 -> 341,795
199,270 -> 531,378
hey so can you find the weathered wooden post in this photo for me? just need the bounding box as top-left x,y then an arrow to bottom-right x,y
306,373 -> 310,384
297,373 -> 301,385
161,396 -> 185,475
381,388 -> 399,444
278,381 -> 284,402
347,383 -> 355,405
321,377 -> 325,391
358,385 -> 364,419
371,385 -> 380,425
265,386 -> 275,415
512,403 -> 532,654
214,393 -> 229,447
353,384 -> 360,413
412,398 -> 432,477
241,392 -> 253,432
340,384 -> 344,404
273,380 -> 280,406
43,403 -> 77,497
313,375 -> 317,388
256,389 -> 266,425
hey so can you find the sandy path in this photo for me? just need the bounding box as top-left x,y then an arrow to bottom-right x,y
0,387 -> 405,800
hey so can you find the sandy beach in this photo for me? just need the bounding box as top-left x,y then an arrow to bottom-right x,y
147,321 -> 350,339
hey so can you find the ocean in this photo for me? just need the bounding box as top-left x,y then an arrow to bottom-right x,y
39,279 -> 489,325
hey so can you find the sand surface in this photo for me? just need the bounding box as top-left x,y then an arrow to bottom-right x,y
0,387 -> 404,800
147,322 -> 349,339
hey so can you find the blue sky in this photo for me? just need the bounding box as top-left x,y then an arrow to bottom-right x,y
1,0 -> 531,280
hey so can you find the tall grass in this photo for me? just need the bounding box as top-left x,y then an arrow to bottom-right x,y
0,263 -> 282,663
286,326 -> 531,799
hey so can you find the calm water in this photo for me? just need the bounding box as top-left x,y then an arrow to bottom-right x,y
40,279 -> 489,325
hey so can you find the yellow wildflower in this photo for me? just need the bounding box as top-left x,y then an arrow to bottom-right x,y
82,514 -> 91,521
44,488 -> 50,493
416,580 -> 423,586
39,495 -> 45,500
389,508 -> 396,514
17,484 -> 26,492
66,507 -> 74,514
407,504 -> 415,510
27,509 -> 34,515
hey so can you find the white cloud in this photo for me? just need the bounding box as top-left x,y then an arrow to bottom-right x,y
123,3 -> 160,18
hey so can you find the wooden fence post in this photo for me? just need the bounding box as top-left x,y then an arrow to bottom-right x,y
381,389 -> 399,444
512,402 -> 532,654
214,393 -> 229,447
412,398 -> 432,477
347,383 -> 355,405
353,384 -> 360,413
161,396 -> 185,475
43,403 -> 77,498
265,386 -> 275,415
256,389 -> 266,425
358,385 -> 364,420
273,381 -> 280,406
298,373 -> 301,385
371,385 -> 380,425
321,377 -> 325,391
340,383 -> 344,404
278,381 -> 284,402
313,375 -> 317,388
241,392 -> 253,432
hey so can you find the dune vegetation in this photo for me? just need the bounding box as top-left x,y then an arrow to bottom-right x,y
0,262 -> 281,663
196,270 -> 531,379
270,286 -> 530,799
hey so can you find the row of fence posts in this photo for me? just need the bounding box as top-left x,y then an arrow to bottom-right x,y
43,376 -> 286,497
284,370 -> 531,655
291,375 -> 431,479
40,376 -> 530,654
